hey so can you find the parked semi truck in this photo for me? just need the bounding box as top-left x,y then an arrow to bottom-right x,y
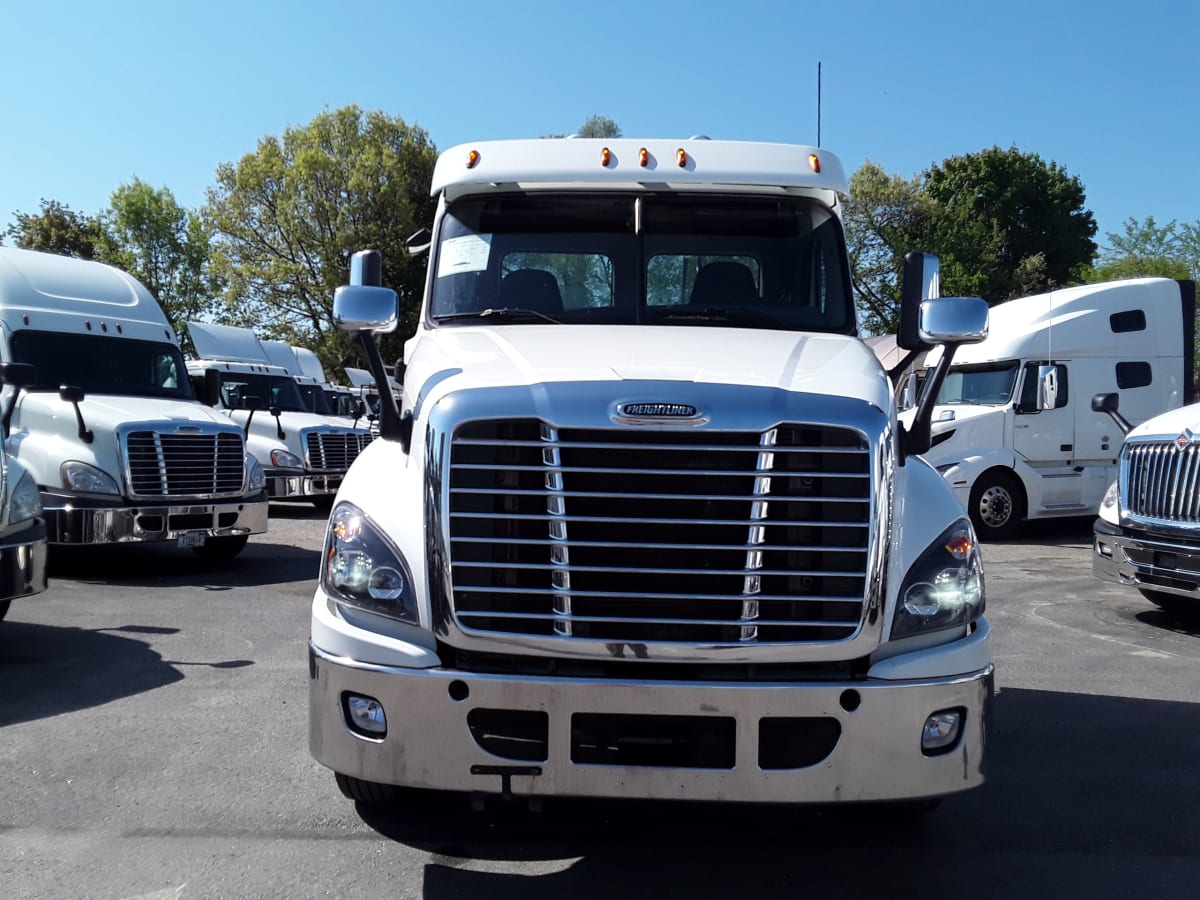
187,322 -> 374,509
1093,392 -> 1200,616
0,366 -> 47,622
910,278 -> 1195,540
0,247 -> 267,561
309,137 -> 994,809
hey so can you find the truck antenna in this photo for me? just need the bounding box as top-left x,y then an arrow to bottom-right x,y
817,62 -> 822,148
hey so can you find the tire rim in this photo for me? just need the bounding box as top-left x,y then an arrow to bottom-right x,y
979,485 -> 1013,528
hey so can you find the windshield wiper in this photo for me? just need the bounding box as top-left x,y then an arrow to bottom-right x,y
433,308 -> 561,324
651,307 -> 784,328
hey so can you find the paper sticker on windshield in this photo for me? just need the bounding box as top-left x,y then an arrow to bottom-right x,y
437,234 -> 492,278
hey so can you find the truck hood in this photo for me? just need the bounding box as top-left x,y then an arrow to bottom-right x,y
405,325 -> 891,411
20,392 -> 233,432
920,405 -> 1009,467
1125,402 -> 1200,441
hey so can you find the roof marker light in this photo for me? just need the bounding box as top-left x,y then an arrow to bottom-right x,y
676,148 -> 687,168
600,147 -> 612,167
808,153 -> 821,173
466,149 -> 480,169
639,148 -> 650,167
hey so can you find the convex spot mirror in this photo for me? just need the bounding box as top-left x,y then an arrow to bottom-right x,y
334,285 -> 399,334
918,296 -> 989,347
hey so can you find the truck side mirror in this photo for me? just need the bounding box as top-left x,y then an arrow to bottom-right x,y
241,395 -> 263,411
898,253 -> 940,352
0,363 -> 36,388
58,384 -> 93,443
203,369 -> 223,407
1092,392 -> 1132,435
918,296 -> 989,346
1038,365 -> 1060,411
333,285 -> 399,334
406,228 -> 432,255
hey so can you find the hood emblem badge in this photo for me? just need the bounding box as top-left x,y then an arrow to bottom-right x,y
1176,430 -> 1194,449
614,402 -> 707,426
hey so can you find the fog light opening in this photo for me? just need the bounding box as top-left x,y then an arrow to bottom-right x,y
921,708 -> 964,755
344,693 -> 387,738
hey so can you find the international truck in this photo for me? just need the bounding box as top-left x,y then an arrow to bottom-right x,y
1093,392 -> 1200,616
0,247 -> 267,562
910,278 -> 1195,540
187,322 -> 374,509
309,137 -> 995,810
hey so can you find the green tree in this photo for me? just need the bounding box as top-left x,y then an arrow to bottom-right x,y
6,199 -> 105,259
103,179 -> 221,352
925,146 -> 1097,302
842,161 -> 935,335
205,105 -> 438,376
577,115 -> 622,138
1085,216 -> 1196,281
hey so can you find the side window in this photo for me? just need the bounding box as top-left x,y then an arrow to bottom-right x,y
1116,361 -> 1153,389
1110,310 -> 1146,333
1018,362 -> 1069,411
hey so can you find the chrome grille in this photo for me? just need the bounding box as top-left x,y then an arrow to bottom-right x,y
125,431 -> 245,498
1124,440 -> 1200,520
447,420 -> 871,645
305,431 -> 373,470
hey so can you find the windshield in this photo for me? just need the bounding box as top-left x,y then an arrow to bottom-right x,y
11,330 -> 193,400
428,192 -> 855,333
298,383 -> 332,415
217,372 -> 307,412
935,362 -> 1020,405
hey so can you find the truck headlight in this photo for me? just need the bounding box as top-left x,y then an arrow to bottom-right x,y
892,519 -> 985,639
322,501 -> 417,624
270,449 -> 303,469
246,453 -> 266,491
1098,479 -> 1120,524
61,461 -> 120,495
10,469 -> 42,522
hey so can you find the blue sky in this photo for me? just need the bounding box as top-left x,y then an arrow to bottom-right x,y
2,0 -> 1196,254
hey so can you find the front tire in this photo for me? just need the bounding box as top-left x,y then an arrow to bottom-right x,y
191,534 -> 250,562
968,470 -> 1023,541
335,772 -> 402,805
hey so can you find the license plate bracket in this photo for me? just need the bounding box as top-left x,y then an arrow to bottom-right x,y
177,532 -> 206,548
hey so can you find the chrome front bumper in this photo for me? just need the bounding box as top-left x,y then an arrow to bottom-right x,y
1094,518 -> 1200,599
0,519 -> 48,601
42,494 -> 269,545
267,473 -> 344,499
309,643 -> 992,804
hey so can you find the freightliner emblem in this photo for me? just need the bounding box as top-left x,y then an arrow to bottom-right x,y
619,403 -> 698,418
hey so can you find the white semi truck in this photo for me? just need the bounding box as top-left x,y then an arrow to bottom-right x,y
1093,392 -> 1200,616
912,278 -> 1195,539
0,247 -> 267,562
0,366 -> 47,622
187,322 -> 374,509
309,137 -> 995,810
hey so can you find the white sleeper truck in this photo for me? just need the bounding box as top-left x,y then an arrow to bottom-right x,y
187,322 -> 374,509
309,138 -> 995,810
0,247 -> 268,561
913,278 -> 1195,539
0,365 -> 48,622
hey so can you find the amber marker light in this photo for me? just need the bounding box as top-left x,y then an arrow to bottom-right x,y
676,148 -> 688,167
945,532 -> 975,560
600,147 -> 612,167
639,147 -> 650,167
466,149 -> 481,169
808,153 -> 821,173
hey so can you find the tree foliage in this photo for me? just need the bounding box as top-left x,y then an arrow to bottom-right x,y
205,105 -> 438,376
577,115 -> 622,138
104,179 -> 221,353
844,147 -> 1098,334
1086,215 -> 1198,282
6,199 -> 105,259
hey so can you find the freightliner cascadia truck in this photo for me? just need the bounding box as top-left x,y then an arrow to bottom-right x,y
309,137 -> 995,811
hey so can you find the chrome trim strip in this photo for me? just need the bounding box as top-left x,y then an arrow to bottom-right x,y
42,498 -> 269,545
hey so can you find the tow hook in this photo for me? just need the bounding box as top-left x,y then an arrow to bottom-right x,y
469,764 -> 543,812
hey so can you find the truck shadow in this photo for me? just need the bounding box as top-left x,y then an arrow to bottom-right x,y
46,540 -> 319,588
0,621 -> 186,726
997,515 -> 1096,547
353,686 -> 1200,899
